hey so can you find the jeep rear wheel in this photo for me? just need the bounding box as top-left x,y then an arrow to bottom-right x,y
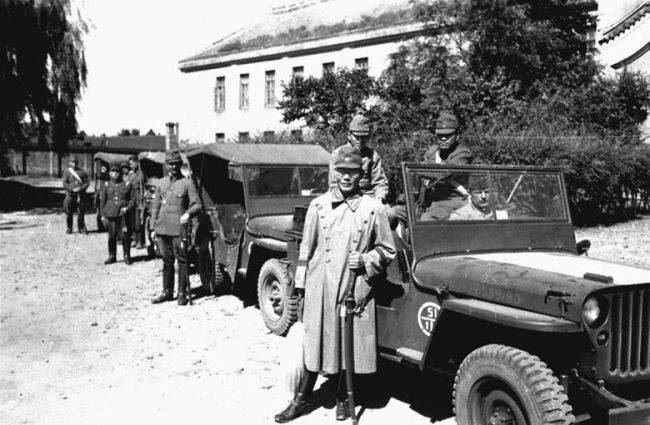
454,344 -> 574,425
257,259 -> 299,336
198,238 -> 229,295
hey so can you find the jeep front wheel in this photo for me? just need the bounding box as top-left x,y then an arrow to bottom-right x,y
257,259 -> 299,336
454,344 -> 574,425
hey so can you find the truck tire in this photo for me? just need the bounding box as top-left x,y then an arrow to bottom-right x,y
257,259 -> 299,336
453,344 -> 574,425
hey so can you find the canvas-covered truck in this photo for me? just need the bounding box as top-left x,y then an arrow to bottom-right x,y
186,143 -> 330,329
276,163 -> 650,425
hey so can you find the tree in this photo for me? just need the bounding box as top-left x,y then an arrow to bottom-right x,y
278,68 -> 376,137
0,0 -> 87,175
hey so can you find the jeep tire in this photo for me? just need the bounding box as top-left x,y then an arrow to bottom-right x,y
198,238 -> 229,295
257,259 -> 299,336
454,344 -> 574,425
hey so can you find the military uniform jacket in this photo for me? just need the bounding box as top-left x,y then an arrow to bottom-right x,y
99,180 -> 134,218
151,175 -> 202,237
294,189 -> 395,374
125,170 -> 143,206
62,167 -> 89,194
329,143 -> 389,202
423,143 -> 473,165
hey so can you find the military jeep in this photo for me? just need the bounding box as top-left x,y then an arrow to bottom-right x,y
280,163 -> 650,425
186,143 -> 330,331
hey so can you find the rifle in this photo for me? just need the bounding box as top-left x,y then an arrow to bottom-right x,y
180,221 -> 193,305
342,268 -> 359,425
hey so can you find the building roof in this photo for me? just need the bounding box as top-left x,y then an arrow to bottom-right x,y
186,142 -> 331,165
599,1 -> 650,44
179,0 -> 422,72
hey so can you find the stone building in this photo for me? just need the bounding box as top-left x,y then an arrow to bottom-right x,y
178,0 -> 423,142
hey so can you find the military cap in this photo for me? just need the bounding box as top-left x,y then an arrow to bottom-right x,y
334,145 -> 362,169
467,174 -> 489,190
349,114 -> 370,135
110,163 -> 121,172
69,156 -> 79,164
435,111 -> 458,135
165,149 -> 182,164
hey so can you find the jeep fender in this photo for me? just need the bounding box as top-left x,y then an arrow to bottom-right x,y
420,298 -> 581,372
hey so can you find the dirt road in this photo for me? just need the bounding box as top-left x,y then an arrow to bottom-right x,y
1,210 -> 648,425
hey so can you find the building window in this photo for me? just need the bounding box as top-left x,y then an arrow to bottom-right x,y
322,62 -> 334,75
263,131 -> 274,142
214,76 -> 226,111
292,66 -> 304,78
355,57 -> 368,71
264,70 -> 276,107
239,74 -> 249,109
215,133 -> 225,142
239,132 -> 250,143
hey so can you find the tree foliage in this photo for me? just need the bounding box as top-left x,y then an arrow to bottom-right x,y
1,0 -> 87,174
277,0 -> 650,221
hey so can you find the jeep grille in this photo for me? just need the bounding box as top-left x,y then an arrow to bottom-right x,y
608,288 -> 650,378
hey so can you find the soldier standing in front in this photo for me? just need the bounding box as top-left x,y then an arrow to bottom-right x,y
150,150 -> 202,306
62,157 -> 89,234
99,163 -> 134,265
275,146 -> 395,423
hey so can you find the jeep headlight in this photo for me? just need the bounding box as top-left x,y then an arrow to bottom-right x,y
582,296 -> 601,327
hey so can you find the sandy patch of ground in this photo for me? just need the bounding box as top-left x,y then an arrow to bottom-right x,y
1,210 -> 648,425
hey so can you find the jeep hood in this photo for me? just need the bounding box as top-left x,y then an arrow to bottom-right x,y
413,252 -> 650,322
246,214 -> 294,242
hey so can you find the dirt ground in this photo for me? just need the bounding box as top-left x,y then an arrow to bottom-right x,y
1,209 -> 648,425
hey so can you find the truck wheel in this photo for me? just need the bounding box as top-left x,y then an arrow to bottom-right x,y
257,259 -> 299,336
453,344 -> 574,425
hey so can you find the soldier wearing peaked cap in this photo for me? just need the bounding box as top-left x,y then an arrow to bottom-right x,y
150,149 -> 202,306
124,155 -> 145,249
418,110 -> 475,220
62,156 -> 89,234
329,113 -> 389,204
449,173 -> 493,221
99,163 -> 135,264
275,145 -> 395,423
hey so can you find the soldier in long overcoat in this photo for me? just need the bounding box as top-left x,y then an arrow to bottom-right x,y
99,163 -> 134,264
150,149 -> 202,306
275,146 -> 395,423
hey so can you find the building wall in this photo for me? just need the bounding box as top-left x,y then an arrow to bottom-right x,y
198,41 -> 403,142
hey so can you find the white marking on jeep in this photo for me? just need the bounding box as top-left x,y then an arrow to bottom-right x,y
466,252 -> 650,285
417,302 -> 440,337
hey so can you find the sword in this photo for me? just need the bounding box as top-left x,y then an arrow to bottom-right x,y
343,268 -> 359,425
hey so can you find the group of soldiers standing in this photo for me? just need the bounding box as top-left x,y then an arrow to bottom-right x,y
62,110 -> 476,423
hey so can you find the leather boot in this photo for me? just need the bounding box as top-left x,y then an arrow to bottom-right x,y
177,263 -> 189,306
152,263 -> 174,304
123,240 -> 132,265
336,400 -> 350,421
274,394 -> 311,423
104,256 -> 116,265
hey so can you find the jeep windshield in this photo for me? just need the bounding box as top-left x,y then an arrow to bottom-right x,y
246,166 -> 329,197
406,166 -> 569,223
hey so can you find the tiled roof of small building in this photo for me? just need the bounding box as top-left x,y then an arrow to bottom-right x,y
179,0 -> 420,72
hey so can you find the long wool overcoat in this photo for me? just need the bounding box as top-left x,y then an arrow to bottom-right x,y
294,189 -> 395,375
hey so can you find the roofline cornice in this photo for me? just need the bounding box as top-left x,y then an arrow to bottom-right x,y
178,21 -> 427,73
599,2 -> 650,44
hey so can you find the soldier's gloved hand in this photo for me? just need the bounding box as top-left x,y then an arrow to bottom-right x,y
180,213 -> 190,224
120,207 -> 128,216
